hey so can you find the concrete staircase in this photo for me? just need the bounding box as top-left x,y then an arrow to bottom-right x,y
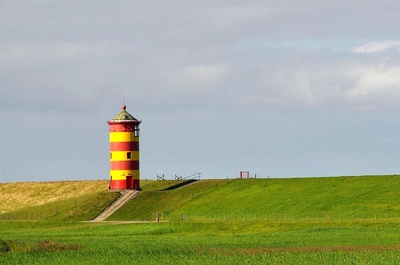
92,190 -> 140,221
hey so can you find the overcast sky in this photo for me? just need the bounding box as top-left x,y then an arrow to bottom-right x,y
1,1 -> 400,182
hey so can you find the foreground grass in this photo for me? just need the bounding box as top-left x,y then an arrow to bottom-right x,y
1,221 -> 400,264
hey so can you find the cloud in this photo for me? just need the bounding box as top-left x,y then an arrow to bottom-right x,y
346,65 -> 400,98
354,41 -> 400,54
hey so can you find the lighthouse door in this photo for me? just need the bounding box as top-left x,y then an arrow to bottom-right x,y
126,176 -> 133,189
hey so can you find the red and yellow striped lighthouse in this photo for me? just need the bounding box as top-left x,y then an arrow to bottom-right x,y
108,105 -> 141,190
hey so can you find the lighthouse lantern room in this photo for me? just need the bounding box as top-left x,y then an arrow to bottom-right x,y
107,105 -> 141,190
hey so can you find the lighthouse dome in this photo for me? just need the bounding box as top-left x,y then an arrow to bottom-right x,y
112,105 -> 138,121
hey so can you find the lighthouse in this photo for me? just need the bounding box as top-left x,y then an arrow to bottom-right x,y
107,105 -> 141,190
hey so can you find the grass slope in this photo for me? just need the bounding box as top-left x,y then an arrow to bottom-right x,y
0,180 -> 120,222
0,179 -> 160,222
0,180 -> 109,213
109,175 -> 400,221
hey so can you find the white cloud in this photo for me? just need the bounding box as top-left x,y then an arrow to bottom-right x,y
345,65 -> 400,108
354,41 -> 400,54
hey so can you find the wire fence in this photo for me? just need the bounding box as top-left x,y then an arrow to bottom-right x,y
0,211 -> 57,221
154,212 -> 400,223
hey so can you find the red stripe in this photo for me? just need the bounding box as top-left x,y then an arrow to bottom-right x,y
110,142 -> 139,151
108,123 -> 136,132
109,180 -> 126,189
110,161 -> 139,170
109,179 -> 140,190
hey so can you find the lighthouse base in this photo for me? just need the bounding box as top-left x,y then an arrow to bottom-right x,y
109,179 -> 140,190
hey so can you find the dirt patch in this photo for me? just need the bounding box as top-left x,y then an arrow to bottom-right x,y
0,240 -> 11,253
0,239 -> 83,253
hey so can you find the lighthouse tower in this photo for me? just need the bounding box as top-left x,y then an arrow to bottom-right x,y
107,105 -> 141,190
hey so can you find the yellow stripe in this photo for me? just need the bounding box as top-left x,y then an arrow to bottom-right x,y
110,151 -> 139,161
110,170 -> 140,180
110,132 -> 139,142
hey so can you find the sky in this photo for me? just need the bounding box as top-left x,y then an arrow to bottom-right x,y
1,1 -> 400,182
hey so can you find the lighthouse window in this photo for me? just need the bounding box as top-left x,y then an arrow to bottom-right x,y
110,153 -> 112,159
127,152 -> 132,159
134,126 -> 140,137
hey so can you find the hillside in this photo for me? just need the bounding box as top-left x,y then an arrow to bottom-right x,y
1,175 -> 400,222
0,180 -> 109,213
0,180 -> 119,222
109,175 -> 400,221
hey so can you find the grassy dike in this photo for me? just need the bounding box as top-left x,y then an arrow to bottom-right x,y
1,176 -> 400,264
110,175 -> 400,222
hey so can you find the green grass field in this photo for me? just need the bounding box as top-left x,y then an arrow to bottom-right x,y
1,175 -> 400,264
2,221 -> 400,264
